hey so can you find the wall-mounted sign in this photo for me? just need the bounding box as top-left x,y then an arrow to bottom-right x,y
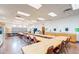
75,28 -> 79,32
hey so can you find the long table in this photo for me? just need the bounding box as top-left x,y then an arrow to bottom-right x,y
35,34 -> 55,39
22,39 -> 63,54
35,35 -> 68,42
21,33 -> 69,54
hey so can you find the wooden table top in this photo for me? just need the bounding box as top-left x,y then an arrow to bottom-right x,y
54,36 -> 69,41
21,33 -> 69,54
35,36 -> 48,42
35,36 -> 68,42
35,34 -> 55,38
22,39 -> 63,54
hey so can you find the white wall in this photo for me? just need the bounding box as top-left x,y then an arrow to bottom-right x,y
31,15 -> 79,41
12,27 -> 27,33
32,15 -> 79,34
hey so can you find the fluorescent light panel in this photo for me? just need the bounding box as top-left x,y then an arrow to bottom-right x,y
27,4 -> 42,9
72,4 -> 79,10
23,25 -> 26,28
17,11 -> 30,16
48,12 -> 57,17
18,25 -> 22,27
12,25 -> 17,27
31,20 -> 37,23
38,17 -> 45,20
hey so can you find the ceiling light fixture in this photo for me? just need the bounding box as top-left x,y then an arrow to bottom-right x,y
72,4 -> 79,10
12,25 -> 17,27
18,25 -> 22,28
31,20 -> 37,23
17,11 -> 30,16
23,25 -> 26,28
48,12 -> 57,17
27,4 -> 42,9
38,17 -> 45,21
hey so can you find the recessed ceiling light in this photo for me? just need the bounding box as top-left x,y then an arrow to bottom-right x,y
23,25 -> 26,28
15,17 -> 24,21
31,20 -> 37,23
48,12 -> 57,17
38,17 -> 45,20
12,25 -> 17,27
17,11 -> 30,16
18,25 -> 22,28
71,4 -> 79,10
27,4 -> 42,9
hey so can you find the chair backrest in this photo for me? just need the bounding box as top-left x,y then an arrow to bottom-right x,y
47,46 -> 54,54
30,36 -> 37,43
65,36 -> 71,44
57,40 -> 65,52
27,35 -> 30,39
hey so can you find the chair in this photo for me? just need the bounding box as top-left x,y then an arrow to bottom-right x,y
53,41 -> 66,54
63,36 -> 71,53
19,35 -> 24,39
30,36 -> 38,44
47,46 -> 54,54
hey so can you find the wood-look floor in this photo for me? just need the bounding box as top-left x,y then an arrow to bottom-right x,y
0,36 -> 30,54
0,36 -> 79,54
67,43 -> 79,54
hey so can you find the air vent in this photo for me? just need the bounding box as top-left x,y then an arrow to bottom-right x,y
63,8 -> 73,15
64,8 -> 72,12
16,15 -> 21,17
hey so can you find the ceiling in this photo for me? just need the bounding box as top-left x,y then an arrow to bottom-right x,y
0,4 -> 79,26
